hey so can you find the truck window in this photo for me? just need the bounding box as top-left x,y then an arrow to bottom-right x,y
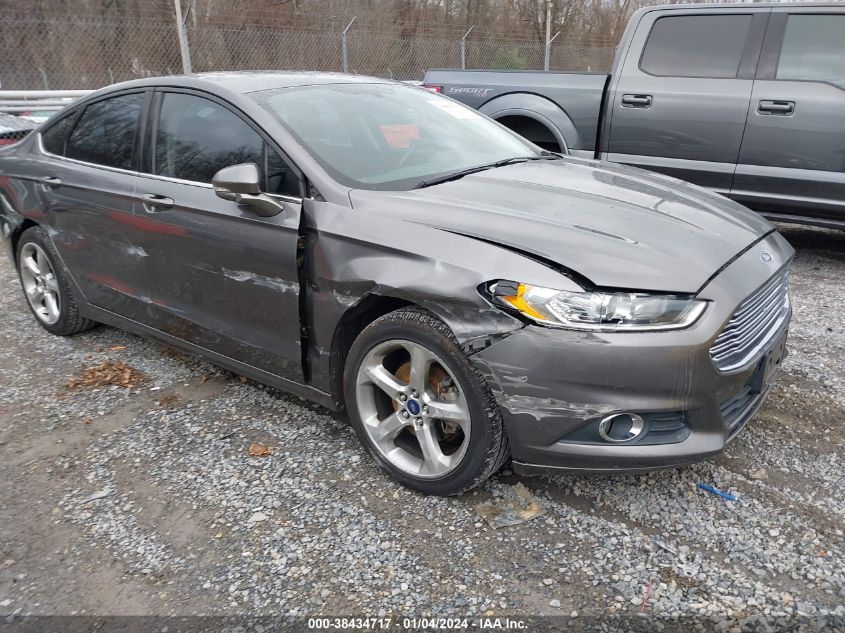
776,14 -> 845,87
639,14 -> 752,79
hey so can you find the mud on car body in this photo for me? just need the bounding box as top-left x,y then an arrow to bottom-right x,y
0,72 -> 792,495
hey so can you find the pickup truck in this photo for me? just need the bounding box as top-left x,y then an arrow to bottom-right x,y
424,3 -> 845,229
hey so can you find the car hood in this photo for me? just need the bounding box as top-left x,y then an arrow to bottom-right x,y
349,159 -> 774,293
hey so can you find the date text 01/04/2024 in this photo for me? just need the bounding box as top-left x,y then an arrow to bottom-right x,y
306,617 -> 528,630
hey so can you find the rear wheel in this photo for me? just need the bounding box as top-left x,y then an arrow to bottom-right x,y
344,307 -> 509,495
16,226 -> 96,336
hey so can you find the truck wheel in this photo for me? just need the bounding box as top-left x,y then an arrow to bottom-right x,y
344,307 -> 509,496
16,226 -> 96,336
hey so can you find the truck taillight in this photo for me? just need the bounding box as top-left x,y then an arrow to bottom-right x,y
422,84 -> 443,94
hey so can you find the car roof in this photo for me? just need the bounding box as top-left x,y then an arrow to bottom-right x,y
95,71 -> 394,97
197,71 -> 394,94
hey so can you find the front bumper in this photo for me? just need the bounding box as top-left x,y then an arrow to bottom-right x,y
470,231 -> 794,474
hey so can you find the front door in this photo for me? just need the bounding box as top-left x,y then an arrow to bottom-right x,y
132,90 -> 305,381
604,9 -> 768,194
731,9 -> 845,222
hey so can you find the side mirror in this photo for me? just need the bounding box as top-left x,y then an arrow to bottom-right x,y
212,163 -> 283,218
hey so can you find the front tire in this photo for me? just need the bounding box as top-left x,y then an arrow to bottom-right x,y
344,307 -> 509,495
16,226 -> 96,336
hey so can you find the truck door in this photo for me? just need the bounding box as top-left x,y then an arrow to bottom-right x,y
731,8 -> 845,223
603,9 -> 769,194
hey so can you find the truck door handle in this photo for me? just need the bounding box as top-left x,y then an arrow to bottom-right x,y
40,176 -> 62,188
621,94 -> 652,108
758,100 -> 794,116
140,193 -> 174,211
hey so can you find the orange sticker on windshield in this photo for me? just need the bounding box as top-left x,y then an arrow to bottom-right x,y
379,124 -> 420,149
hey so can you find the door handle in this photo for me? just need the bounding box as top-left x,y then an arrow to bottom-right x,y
621,94 -> 652,108
140,193 -> 174,211
758,100 -> 795,116
40,176 -> 62,188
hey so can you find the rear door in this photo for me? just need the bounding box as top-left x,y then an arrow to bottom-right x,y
604,8 -> 769,193
132,89 -> 304,381
34,90 -> 148,316
731,8 -> 845,223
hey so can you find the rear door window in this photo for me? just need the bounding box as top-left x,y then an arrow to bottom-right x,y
640,14 -> 753,78
776,14 -> 845,87
65,92 -> 143,169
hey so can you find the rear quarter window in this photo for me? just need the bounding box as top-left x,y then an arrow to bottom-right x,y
640,14 -> 753,79
41,114 -> 76,155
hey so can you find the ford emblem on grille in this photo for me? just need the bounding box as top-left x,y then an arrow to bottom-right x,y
760,252 -> 773,263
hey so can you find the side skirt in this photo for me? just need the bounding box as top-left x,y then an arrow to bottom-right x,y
79,302 -> 338,411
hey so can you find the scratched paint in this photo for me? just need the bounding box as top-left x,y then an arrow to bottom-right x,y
222,268 -> 299,294
500,393 -> 617,423
125,245 -> 148,258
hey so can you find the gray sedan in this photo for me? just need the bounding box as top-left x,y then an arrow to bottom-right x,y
0,72 -> 792,495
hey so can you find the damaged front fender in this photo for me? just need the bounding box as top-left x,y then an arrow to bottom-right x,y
301,201 -> 577,402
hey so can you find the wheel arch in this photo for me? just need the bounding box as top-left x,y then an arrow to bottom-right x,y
10,218 -> 41,264
328,293 -> 415,411
479,93 -> 578,153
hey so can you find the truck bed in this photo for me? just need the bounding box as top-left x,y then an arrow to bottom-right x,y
422,69 -> 609,154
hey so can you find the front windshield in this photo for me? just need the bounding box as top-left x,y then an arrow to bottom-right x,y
251,83 -> 540,191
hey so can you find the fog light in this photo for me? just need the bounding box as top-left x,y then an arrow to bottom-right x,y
598,413 -> 645,443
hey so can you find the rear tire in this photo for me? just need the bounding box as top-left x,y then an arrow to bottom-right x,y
16,226 -> 96,336
344,307 -> 509,496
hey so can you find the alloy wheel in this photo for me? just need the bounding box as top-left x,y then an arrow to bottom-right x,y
355,339 -> 471,478
19,242 -> 61,325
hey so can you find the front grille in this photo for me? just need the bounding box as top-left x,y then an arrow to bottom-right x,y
710,267 -> 790,371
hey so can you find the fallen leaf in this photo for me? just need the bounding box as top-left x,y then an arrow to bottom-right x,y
201,375 -> 209,383
109,345 -> 127,351
239,376 -> 248,384
248,442 -> 273,457
67,361 -> 145,390
475,482 -> 544,529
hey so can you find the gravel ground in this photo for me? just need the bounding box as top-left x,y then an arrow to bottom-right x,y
0,224 -> 843,632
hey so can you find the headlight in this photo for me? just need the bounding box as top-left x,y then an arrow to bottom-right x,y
487,281 -> 707,331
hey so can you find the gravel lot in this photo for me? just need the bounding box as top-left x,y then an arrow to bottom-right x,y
0,224 -> 843,631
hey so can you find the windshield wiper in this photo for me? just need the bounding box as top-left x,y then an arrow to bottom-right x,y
414,154 -> 562,189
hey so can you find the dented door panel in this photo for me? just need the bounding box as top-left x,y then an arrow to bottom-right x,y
130,178 -> 304,381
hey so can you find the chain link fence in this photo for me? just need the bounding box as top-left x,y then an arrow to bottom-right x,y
0,14 -> 616,90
